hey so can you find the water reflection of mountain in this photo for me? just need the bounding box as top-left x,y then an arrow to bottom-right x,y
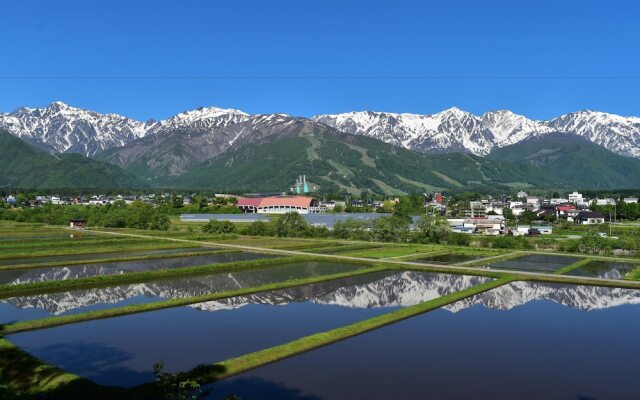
3,262 -> 364,315
4,270 -> 483,315
1,252 -> 271,285
445,281 -> 640,312
4,270 -> 640,316
192,272 -> 490,311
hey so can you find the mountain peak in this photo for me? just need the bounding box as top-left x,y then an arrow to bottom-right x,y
438,106 -> 469,117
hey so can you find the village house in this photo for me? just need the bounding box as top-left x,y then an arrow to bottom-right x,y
576,211 -> 606,225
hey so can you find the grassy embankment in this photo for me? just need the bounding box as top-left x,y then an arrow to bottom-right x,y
346,245 -> 508,260
554,258 -> 594,275
627,267 -> 640,280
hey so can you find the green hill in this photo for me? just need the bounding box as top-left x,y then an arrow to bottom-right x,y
0,129 -> 144,189
157,130 -> 555,194
487,134 -> 640,190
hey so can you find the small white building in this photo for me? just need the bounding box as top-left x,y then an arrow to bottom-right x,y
595,198 -> 616,206
88,198 -> 110,206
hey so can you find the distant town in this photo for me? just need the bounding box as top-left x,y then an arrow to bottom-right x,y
4,187 -> 639,236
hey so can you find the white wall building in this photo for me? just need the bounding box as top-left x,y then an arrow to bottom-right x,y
568,191 -> 584,204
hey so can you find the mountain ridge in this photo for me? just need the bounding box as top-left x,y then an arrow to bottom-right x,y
2,102 -> 640,159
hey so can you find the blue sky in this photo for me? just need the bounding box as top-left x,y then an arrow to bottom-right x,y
1,0 -> 639,120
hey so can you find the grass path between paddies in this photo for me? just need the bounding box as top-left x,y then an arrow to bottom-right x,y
84,229 -> 640,287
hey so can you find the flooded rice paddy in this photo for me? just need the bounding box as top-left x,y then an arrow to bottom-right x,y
0,247 -> 218,267
566,260 -> 639,279
0,251 -> 274,284
213,282 -> 640,400
414,253 -> 485,264
6,270 -> 491,386
484,254 -> 581,272
0,261 -> 366,322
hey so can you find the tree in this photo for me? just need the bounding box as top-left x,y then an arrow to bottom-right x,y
150,214 -> 171,231
332,218 -> 371,241
579,231 -> 607,254
202,220 -> 237,234
519,210 -> 538,224
153,362 -> 209,400
172,195 -> 184,209
372,215 -> 410,242
243,220 -> 273,236
414,214 -> 452,244
378,200 -> 395,213
502,207 -> 514,220
274,212 -> 309,237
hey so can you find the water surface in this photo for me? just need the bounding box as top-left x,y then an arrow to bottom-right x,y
0,262 -> 365,322
7,270 -> 490,386
414,253 -> 485,264
0,247 -> 215,267
567,260 -> 639,279
485,254 -> 580,272
214,282 -> 640,400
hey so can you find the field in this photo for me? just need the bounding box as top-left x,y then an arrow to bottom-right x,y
1,221 -> 640,399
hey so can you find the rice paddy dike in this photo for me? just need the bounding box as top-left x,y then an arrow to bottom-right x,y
1,221 -> 640,399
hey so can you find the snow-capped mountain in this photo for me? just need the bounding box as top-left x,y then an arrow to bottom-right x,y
0,101 -> 148,157
314,108 -> 640,157
97,112 -> 344,177
2,101 -> 640,159
144,106 -> 250,137
547,110 -> 640,158
313,108 -> 497,155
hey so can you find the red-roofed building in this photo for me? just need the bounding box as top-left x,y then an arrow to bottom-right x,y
236,196 -> 318,214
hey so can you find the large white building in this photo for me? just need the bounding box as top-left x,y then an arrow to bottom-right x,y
568,191 -> 584,204
236,196 -> 319,214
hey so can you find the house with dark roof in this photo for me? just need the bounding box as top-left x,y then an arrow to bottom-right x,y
576,211 -> 606,225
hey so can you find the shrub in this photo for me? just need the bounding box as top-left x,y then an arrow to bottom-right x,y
202,220 -> 237,234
